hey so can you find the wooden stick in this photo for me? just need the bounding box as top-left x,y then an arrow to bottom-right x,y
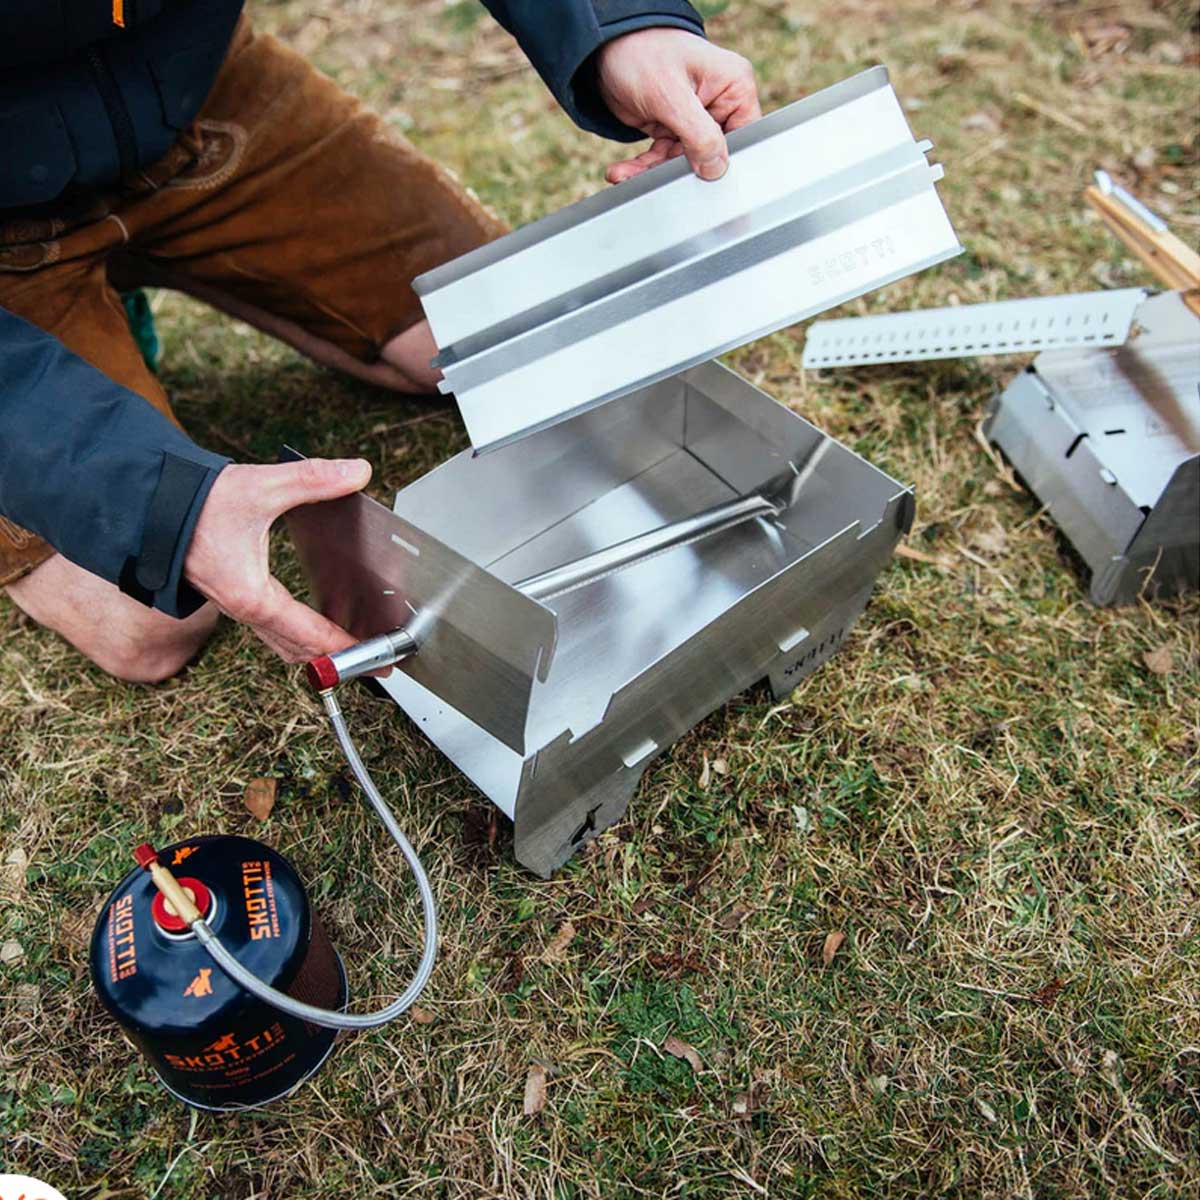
1085,183 -> 1200,316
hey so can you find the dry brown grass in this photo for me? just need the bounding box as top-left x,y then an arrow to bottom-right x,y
2,1 -> 1198,1197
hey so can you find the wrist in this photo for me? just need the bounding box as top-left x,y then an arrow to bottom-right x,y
121,453 -> 229,619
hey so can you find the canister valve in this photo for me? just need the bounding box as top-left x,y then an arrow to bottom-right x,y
134,843 -> 203,926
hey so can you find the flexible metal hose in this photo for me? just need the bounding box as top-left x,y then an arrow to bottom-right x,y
191,689 -> 438,1029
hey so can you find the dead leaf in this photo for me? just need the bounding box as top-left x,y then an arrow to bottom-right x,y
663,1034 -> 703,1072
822,930 -> 846,967
1,847 -> 28,896
648,949 -> 704,978
896,543 -> 950,569
719,905 -> 752,931
976,1096 -> 997,1123
1030,978 -> 1066,1007
1,940 -> 24,965
973,524 -> 1008,556
409,1006 -> 435,1025
731,1077 -> 770,1119
698,754 -> 711,789
1100,1048 -> 1122,1086
243,777 -> 277,821
543,919 -> 576,962
1132,145 -> 1156,172
498,952 -> 525,993
1143,645 -> 1174,676
59,909 -> 92,951
523,1062 -> 547,1116
711,758 -> 729,776
14,982 -> 39,1014
961,110 -> 999,133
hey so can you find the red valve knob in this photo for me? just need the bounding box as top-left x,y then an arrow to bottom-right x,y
306,655 -> 340,691
133,843 -> 158,870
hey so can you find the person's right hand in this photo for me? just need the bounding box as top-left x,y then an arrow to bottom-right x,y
183,457 -> 370,663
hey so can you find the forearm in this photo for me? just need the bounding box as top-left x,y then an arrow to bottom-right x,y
0,307 -> 229,617
479,0 -> 705,140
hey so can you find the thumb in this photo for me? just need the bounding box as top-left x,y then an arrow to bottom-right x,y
263,457 -> 372,515
663,89 -> 728,181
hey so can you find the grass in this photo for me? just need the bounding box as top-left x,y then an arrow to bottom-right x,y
2,0 -> 1198,1196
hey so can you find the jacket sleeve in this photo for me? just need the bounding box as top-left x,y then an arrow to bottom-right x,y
0,307 -> 230,618
480,0 -> 706,141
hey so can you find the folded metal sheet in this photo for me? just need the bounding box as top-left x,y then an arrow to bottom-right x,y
801,288 -> 1148,367
984,290 -> 1199,606
415,65 -> 961,452
285,487 -> 557,755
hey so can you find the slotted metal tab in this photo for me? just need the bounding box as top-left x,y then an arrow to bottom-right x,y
416,65 -> 961,453
802,288 -> 1148,367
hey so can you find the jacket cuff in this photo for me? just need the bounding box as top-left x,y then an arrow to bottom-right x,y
570,8 -> 707,141
119,452 -> 228,619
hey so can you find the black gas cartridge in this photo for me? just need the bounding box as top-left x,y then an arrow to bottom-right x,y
90,836 -> 347,1110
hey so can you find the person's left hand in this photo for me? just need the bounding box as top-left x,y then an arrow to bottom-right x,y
596,27 -> 761,185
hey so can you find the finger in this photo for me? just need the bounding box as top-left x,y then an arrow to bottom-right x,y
720,84 -> 762,132
708,87 -> 762,132
606,138 -> 676,184
258,457 -> 373,518
251,576 -> 359,663
659,88 -> 728,181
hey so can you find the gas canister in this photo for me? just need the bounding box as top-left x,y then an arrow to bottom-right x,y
89,835 -> 346,1110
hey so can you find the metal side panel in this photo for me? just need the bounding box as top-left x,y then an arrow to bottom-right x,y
416,65 -> 960,452
286,490 -> 556,755
802,289 -> 1147,367
1094,455 -> 1200,605
985,372 -> 1143,574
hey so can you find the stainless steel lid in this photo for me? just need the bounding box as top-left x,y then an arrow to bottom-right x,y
415,65 -> 962,453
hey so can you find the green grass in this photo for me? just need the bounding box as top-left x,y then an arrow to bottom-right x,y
2,1 -> 1199,1196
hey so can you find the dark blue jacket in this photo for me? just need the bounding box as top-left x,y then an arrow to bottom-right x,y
0,0 -> 704,617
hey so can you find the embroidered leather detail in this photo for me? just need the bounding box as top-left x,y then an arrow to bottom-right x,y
0,516 -> 35,550
165,120 -> 248,192
0,241 -> 60,272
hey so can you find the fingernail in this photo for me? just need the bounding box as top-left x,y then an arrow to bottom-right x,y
698,155 -> 727,181
336,458 -> 368,478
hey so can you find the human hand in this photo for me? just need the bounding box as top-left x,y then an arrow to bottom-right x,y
596,27 -> 761,184
184,458 -> 370,663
